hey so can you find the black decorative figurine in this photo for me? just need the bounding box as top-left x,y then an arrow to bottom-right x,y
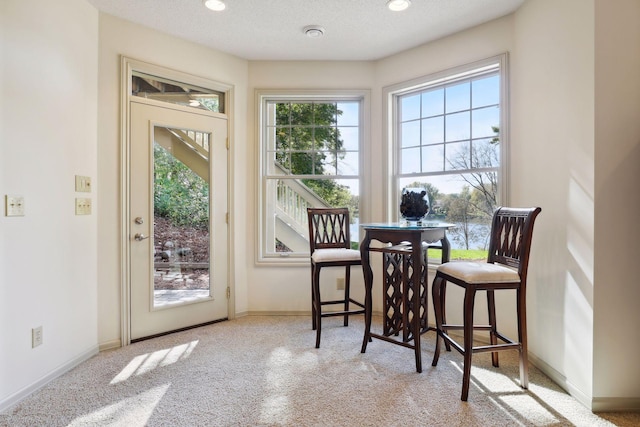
400,187 -> 430,222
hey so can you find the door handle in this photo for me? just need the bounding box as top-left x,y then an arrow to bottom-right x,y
134,233 -> 150,241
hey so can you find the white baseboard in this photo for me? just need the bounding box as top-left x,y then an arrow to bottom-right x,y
528,352 -> 640,412
243,310 -> 309,316
98,339 -> 122,352
591,397 -> 640,412
242,310 -> 385,317
0,345 -> 99,413
528,352 -> 592,409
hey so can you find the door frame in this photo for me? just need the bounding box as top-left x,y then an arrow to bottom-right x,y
120,56 -> 236,346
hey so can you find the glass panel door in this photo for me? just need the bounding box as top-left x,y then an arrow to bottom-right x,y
153,128 -> 211,307
130,100 -> 228,341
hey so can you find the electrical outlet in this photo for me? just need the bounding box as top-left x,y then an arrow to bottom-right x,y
32,326 -> 43,348
5,195 -> 25,216
336,277 -> 345,290
75,198 -> 92,215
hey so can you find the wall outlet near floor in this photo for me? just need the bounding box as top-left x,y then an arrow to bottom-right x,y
32,326 -> 43,348
336,277 -> 345,290
5,195 -> 25,216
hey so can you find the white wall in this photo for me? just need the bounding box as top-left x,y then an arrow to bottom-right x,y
511,0 -> 640,411
0,0 -> 99,410
512,0 -> 596,407
96,14 -> 249,347
593,0 -> 640,410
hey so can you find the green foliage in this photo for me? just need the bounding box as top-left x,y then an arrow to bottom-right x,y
275,102 -> 354,214
153,143 -> 209,229
275,102 -> 341,175
199,97 -> 220,112
427,248 -> 487,261
303,179 -> 353,211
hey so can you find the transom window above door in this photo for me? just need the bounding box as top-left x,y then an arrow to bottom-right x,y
132,71 -> 225,113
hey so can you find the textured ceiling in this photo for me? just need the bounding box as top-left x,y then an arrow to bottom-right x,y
86,0 -> 525,61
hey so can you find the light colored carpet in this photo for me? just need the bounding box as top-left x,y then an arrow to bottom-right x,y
1,315 -> 638,426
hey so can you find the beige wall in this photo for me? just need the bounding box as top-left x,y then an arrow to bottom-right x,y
513,0 -> 640,410
0,0 -> 99,409
513,0 -> 596,406
593,0 -> 640,409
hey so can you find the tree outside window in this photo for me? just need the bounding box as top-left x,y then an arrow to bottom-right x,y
259,92 -> 364,262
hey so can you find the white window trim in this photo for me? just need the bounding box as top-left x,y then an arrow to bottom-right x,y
382,53 -> 510,222
255,89 -> 370,265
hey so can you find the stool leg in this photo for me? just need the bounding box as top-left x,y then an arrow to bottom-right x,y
343,265 -> 351,327
431,275 -> 445,366
487,290 -> 499,367
311,265 -> 317,331
439,274 -> 451,352
313,265 -> 323,348
461,287 -> 476,401
517,287 -> 529,389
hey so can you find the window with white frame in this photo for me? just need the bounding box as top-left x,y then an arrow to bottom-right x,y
258,91 -> 365,262
389,55 -> 508,256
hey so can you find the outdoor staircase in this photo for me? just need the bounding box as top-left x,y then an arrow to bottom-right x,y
155,128 -> 322,252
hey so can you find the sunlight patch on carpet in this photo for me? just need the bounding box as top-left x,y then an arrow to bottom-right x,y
470,364 -> 522,393
261,347 -> 297,425
498,394 -> 559,425
67,384 -> 170,426
526,384 -> 618,427
268,347 -> 293,366
110,340 -> 198,384
260,395 -> 291,425
294,351 -> 319,370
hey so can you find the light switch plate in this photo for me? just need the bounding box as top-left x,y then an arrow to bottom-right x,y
75,175 -> 91,192
32,326 -> 43,348
75,198 -> 92,215
5,195 -> 25,216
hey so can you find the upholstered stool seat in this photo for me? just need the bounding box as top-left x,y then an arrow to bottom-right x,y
437,262 -> 520,284
311,248 -> 361,263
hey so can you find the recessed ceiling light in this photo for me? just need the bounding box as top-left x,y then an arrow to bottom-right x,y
387,0 -> 411,12
303,25 -> 325,38
203,0 -> 226,11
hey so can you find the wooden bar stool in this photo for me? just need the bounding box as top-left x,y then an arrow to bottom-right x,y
431,207 -> 541,401
307,208 -> 365,348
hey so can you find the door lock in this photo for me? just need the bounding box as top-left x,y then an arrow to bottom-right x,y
134,217 -> 144,224
134,233 -> 150,241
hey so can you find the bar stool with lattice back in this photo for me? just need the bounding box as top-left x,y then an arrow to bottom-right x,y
431,206 -> 541,401
307,208 -> 365,348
